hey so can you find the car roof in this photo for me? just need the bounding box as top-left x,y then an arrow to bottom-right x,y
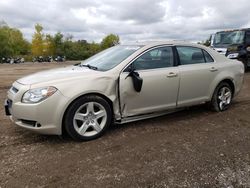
121,40 -> 231,63
122,40 -> 205,48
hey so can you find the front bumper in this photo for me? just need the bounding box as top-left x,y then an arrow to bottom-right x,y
5,82 -> 69,135
4,99 -> 12,116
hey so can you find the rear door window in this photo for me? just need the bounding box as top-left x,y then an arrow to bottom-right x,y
176,46 -> 206,65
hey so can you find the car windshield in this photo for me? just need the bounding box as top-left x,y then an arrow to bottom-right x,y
80,45 -> 142,71
213,30 -> 245,47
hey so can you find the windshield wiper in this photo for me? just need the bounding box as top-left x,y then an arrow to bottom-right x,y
79,64 -> 98,70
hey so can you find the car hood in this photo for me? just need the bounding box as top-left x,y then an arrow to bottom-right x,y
17,65 -> 98,85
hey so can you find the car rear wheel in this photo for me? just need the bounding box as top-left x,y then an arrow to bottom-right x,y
210,82 -> 233,112
64,95 -> 112,141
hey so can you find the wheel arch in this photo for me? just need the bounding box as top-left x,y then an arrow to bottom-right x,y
61,92 -> 114,136
211,78 -> 235,99
220,79 -> 235,96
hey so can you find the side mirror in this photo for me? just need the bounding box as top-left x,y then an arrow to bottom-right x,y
126,65 -> 143,92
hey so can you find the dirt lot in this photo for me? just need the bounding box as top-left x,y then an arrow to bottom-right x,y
0,62 -> 250,188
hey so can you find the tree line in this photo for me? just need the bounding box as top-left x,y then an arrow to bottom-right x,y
0,22 -> 120,61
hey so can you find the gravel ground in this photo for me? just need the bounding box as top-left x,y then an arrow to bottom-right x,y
0,62 -> 250,188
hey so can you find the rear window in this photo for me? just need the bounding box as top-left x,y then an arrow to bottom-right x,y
203,50 -> 214,62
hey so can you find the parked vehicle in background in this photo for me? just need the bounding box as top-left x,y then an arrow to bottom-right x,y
14,57 -> 25,64
44,56 -> 53,62
211,28 -> 250,70
55,56 -> 66,62
32,56 -> 65,63
1,57 -> 12,64
1,57 -> 24,64
33,56 -> 53,63
210,34 -> 215,47
5,41 -> 244,141
32,56 -> 44,63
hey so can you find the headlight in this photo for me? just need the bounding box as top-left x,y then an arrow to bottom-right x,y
22,86 -> 57,103
227,53 -> 239,59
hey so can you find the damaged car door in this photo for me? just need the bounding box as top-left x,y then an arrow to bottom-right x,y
176,46 -> 218,107
119,46 -> 180,117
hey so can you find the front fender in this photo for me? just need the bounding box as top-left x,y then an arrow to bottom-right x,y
55,76 -> 120,133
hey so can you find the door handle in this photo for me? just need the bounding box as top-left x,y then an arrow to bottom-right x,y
210,67 -> 218,72
167,72 -> 178,78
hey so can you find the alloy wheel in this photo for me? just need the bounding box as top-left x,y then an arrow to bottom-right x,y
73,102 -> 107,137
218,87 -> 232,111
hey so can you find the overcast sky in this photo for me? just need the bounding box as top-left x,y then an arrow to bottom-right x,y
0,0 -> 250,43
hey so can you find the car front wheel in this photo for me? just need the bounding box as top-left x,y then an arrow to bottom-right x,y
210,82 -> 233,112
64,95 -> 112,141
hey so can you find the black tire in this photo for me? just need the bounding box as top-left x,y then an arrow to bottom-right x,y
210,82 -> 233,112
64,95 -> 112,141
